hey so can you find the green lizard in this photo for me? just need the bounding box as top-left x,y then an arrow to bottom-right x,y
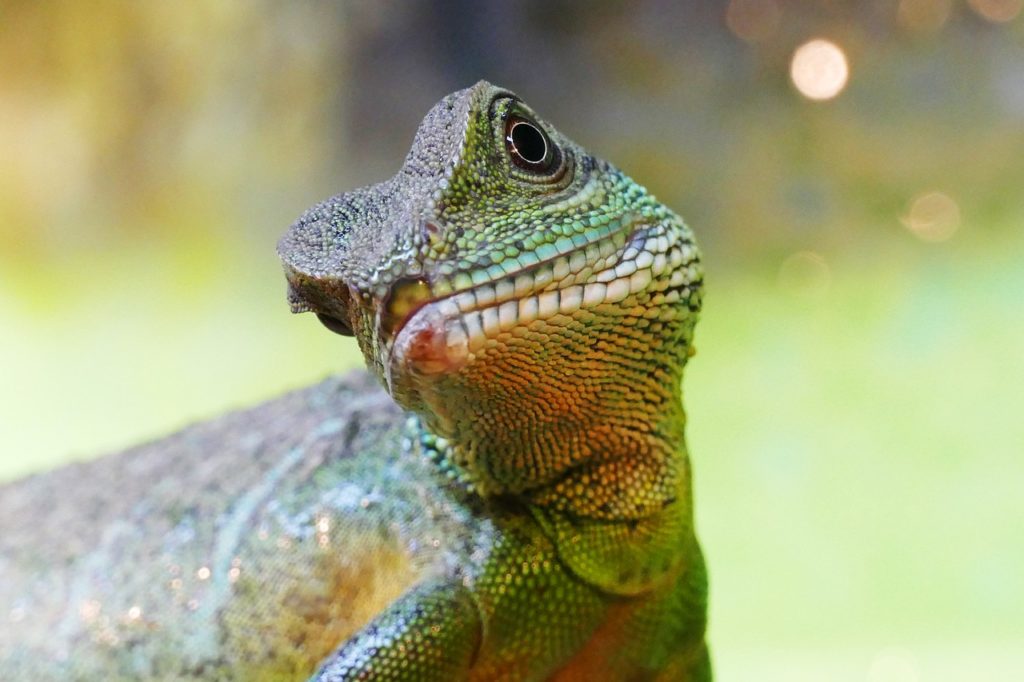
0,81 -> 708,680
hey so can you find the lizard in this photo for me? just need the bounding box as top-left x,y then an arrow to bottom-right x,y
0,80 -> 708,680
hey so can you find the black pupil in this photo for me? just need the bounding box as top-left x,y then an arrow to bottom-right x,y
510,121 -> 547,164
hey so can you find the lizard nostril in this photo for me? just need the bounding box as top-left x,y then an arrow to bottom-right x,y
316,312 -> 355,337
422,220 -> 445,249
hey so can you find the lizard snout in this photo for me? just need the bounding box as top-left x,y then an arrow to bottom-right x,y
282,265 -> 362,338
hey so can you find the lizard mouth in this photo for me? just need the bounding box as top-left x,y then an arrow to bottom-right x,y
381,216 -> 690,386
316,312 -> 355,337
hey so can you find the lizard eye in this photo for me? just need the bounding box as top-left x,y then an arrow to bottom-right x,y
505,116 -> 556,173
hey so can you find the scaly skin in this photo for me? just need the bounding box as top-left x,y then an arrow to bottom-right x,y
0,81 -> 707,681
280,81 -> 707,679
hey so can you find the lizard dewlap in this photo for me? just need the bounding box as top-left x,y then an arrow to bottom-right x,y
0,81 -> 708,682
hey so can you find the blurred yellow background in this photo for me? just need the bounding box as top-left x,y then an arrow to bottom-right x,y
2,1 -> 1022,679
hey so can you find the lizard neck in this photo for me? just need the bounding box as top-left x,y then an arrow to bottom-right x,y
413,340 -> 695,522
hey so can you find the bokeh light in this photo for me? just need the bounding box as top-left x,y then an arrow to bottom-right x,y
790,39 -> 850,101
897,0 -> 953,32
902,191 -> 961,242
777,251 -> 831,300
968,0 -> 1024,22
725,0 -> 781,43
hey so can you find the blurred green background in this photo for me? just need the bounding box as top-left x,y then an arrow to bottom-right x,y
2,1 -> 1022,679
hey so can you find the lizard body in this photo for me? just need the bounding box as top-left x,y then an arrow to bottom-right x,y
0,81 -> 708,680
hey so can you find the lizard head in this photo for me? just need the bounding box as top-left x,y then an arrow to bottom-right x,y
278,81 -> 703,498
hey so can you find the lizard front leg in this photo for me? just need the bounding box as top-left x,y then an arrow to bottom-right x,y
310,579 -> 481,681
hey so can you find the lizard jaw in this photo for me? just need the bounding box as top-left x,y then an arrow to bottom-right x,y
384,302 -> 470,392
382,221 -> 691,396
